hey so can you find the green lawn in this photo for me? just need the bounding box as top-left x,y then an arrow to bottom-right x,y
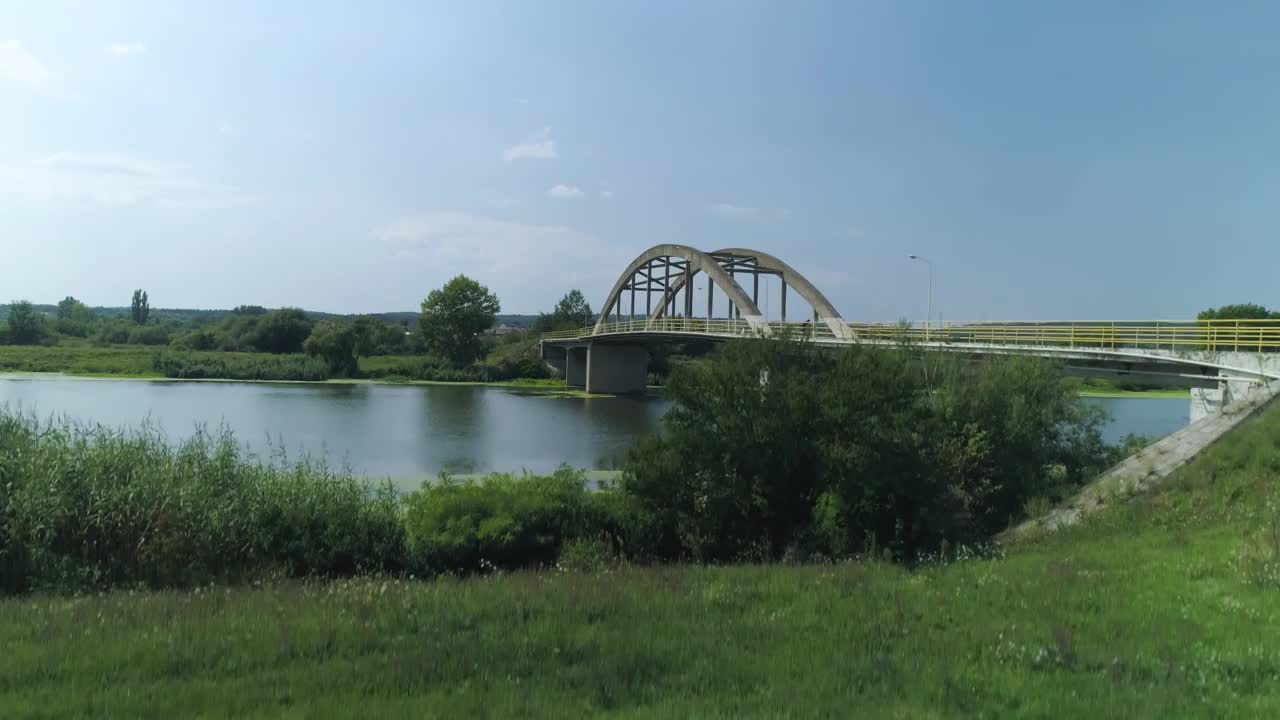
3,399 -> 1280,717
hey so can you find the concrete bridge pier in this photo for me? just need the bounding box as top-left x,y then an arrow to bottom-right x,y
587,343 -> 649,394
566,346 -> 587,388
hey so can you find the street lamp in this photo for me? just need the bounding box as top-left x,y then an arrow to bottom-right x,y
908,254 -> 934,342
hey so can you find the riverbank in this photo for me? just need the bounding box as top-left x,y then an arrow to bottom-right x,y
4,398 -> 1280,716
1,345 -> 1192,399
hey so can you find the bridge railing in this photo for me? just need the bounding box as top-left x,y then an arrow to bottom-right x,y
854,320 -> 1280,352
542,319 -> 1280,352
540,318 -> 842,341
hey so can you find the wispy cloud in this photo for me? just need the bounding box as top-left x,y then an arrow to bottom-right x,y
708,202 -> 792,222
708,203 -> 761,222
599,190 -> 614,199
547,184 -> 583,200
502,127 -> 557,161
0,151 -> 252,209
378,211 -> 631,309
106,42 -> 147,57
0,40 -> 54,89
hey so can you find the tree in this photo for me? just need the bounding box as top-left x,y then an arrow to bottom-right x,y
352,316 -> 388,359
130,290 -> 150,325
553,289 -> 593,327
1198,303 -> 1277,320
623,339 -> 1110,561
252,308 -> 313,353
304,320 -> 358,376
419,275 -> 501,365
54,296 -> 94,337
534,289 -> 595,332
6,300 -> 49,345
56,296 -> 92,322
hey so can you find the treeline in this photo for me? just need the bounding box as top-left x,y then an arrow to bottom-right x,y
0,340 -> 1127,593
1,276 -> 597,382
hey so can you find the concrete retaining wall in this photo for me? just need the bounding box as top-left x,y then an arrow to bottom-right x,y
1001,380 -> 1279,543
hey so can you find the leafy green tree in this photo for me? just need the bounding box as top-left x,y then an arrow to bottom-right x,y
6,301 -> 49,345
54,296 -> 94,337
623,339 -> 1110,561
56,296 -> 93,322
232,305 -> 267,316
304,320 -> 358,376
352,316 -> 389,358
252,308 -> 313,354
534,289 -> 595,332
1198,303 -> 1277,320
130,290 -> 150,325
419,275 -> 501,365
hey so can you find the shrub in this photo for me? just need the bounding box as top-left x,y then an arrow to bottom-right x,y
154,351 -> 330,381
403,469 -> 609,574
128,325 -> 171,346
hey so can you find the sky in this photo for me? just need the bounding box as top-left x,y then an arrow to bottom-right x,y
2,1 -> 1279,321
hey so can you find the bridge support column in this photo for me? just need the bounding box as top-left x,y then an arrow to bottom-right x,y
586,343 -> 649,394
565,346 -> 587,388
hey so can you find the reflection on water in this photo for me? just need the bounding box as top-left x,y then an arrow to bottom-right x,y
1083,396 -> 1189,444
0,376 -> 668,487
0,375 -> 1189,488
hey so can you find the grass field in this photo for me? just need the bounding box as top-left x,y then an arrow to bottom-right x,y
2,397 -> 1279,717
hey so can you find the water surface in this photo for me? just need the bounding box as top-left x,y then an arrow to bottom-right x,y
0,375 -> 1188,488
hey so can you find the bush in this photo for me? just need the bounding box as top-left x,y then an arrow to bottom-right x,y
365,355 -> 550,382
128,325 -> 171,346
0,411 -> 404,592
154,351 -> 330,381
403,469 -> 610,574
623,339 -> 1112,562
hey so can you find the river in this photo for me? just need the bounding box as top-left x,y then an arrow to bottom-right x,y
0,375 -> 1187,490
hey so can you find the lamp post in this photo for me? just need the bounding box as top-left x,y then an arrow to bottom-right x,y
908,254 -> 934,342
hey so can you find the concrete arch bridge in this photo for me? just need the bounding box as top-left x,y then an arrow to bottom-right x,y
540,244 -> 1280,420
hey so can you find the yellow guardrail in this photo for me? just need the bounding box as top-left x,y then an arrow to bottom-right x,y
541,319 -> 1280,352
854,320 -> 1280,352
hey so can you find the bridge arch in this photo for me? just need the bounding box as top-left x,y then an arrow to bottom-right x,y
594,244 -> 769,335
650,247 -> 852,340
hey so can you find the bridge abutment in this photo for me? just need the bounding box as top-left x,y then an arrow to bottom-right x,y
586,343 -> 649,394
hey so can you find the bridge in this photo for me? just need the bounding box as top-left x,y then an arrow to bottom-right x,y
540,244 -> 1280,420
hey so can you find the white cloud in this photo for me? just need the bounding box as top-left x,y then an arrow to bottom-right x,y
106,42 -> 147,57
511,97 -> 530,105
708,203 -> 762,222
599,190 -> 614,199
502,127 -> 557,161
0,151 -> 252,209
378,211 -> 632,309
0,40 -> 54,89
547,184 -> 583,199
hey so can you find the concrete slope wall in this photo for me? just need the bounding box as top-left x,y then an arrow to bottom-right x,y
1000,381 -> 1280,543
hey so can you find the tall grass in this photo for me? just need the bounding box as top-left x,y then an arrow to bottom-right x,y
0,411 -> 402,592
0,411 -> 620,593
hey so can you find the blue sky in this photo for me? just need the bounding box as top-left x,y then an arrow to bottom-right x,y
2,1 -> 1278,320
